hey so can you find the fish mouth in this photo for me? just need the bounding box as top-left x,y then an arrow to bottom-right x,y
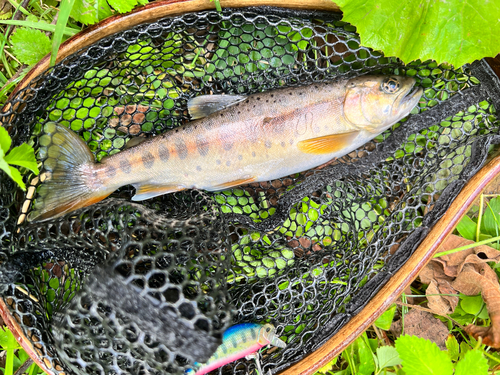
400,81 -> 423,106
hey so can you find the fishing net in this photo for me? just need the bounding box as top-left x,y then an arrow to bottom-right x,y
1,5 -> 500,375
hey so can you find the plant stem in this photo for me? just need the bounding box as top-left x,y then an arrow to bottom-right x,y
434,234 -> 500,258
13,358 -> 33,375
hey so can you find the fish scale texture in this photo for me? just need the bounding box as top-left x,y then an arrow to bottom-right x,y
0,6 -> 500,375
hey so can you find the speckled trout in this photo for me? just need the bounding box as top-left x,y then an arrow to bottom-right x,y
29,75 -> 422,222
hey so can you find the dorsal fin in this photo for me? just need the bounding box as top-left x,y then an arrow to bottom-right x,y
188,94 -> 247,119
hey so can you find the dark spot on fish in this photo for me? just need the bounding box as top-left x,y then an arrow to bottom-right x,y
238,154 -> 243,160
142,151 -> 154,169
232,338 -> 238,348
253,105 -> 256,108
314,126 -> 320,134
119,159 -> 131,174
175,140 -> 188,160
184,125 -> 194,134
240,333 -> 247,343
106,165 -> 116,177
213,352 -> 219,360
175,129 -> 179,133
226,160 -> 231,166
271,94 -> 274,98
315,85 -> 319,89
220,113 -> 223,117
194,125 -> 198,129
252,151 -> 256,157
158,144 -> 170,162
196,134 -> 209,156
236,103 -> 240,107
257,97 -> 260,100
223,141 -> 232,151
216,159 -> 221,165
221,344 -> 228,354
266,100 -> 269,103
289,92 -> 292,95
238,111 -> 241,114
245,99 -> 249,103
265,140 -> 272,149
251,328 -> 257,340
196,165 -> 202,171
281,141 -> 286,147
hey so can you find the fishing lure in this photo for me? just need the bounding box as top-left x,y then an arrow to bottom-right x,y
190,323 -> 286,375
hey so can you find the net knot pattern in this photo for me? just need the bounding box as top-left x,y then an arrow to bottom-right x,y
0,6 -> 500,375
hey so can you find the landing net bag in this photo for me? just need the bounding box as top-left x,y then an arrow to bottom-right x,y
1,6 -> 500,375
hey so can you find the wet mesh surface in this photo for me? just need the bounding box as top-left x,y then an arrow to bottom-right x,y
1,6 -> 500,375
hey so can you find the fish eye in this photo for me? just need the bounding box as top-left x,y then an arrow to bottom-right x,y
381,78 -> 400,94
266,327 -> 271,332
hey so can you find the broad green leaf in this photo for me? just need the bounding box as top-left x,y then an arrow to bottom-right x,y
0,126 -> 11,154
455,350 -> 488,375
395,335 -> 453,375
376,346 -> 401,369
459,341 -> 470,361
375,304 -> 397,330
460,294 -> 484,316
51,0 -> 76,66
335,0 -> 500,67
0,326 -> 20,349
108,0 -> 147,13
70,0 -> 98,25
10,27 -> 51,65
481,197 -> 500,237
97,0 -> 113,21
8,166 -> 26,190
445,335 -> 459,362
456,215 -> 476,241
356,334 -> 376,375
4,143 -> 39,174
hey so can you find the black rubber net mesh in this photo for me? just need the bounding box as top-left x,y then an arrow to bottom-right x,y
1,6 -> 500,375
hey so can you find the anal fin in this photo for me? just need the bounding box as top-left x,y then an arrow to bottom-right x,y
297,131 -> 360,154
132,183 -> 185,201
207,176 -> 256,191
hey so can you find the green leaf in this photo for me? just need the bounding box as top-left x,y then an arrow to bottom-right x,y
4,143 -> 39,174
375,304 -> 397,330
395,335 -> 453,375
356,334 -> 376,375
10,27 -> 51,65
445,335 -> 459,362
0,126 -> 11,154
70,0 -> 98,25
456,215 -> 477,241
455,350 -> 488,375
335,0 -> 500,67
460,294 -> 484,316
376,346 -> 402,369
8,166 -> 26,191
481,197 -> 500,237
0,326 -> 20,350
108,0 -> 144,13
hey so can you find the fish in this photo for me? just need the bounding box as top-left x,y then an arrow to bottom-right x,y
29,75 -> 423,222
189,323 -> 286,375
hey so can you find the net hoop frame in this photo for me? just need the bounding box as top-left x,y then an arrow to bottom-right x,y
1,1 -> 500,374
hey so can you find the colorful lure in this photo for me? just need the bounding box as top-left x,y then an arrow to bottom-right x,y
191,323 -> 286,375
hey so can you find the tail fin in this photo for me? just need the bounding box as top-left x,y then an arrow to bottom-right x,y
28,122 -> 113,222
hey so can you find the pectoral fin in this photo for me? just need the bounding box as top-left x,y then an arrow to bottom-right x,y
206,176 -> 256,191
188,94 -> 247,119
297,131 -> 360,154
132,183 -> 185,201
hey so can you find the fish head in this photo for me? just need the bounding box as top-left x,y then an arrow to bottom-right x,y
343,75 -> 423,133
258,323 -> 287,348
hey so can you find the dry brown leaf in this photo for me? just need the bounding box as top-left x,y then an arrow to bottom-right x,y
390,309 -> 449,349
418,234 -> 500,347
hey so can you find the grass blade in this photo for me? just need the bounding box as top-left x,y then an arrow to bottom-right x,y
0,19 -> 79,36
50,0 -> 76,66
